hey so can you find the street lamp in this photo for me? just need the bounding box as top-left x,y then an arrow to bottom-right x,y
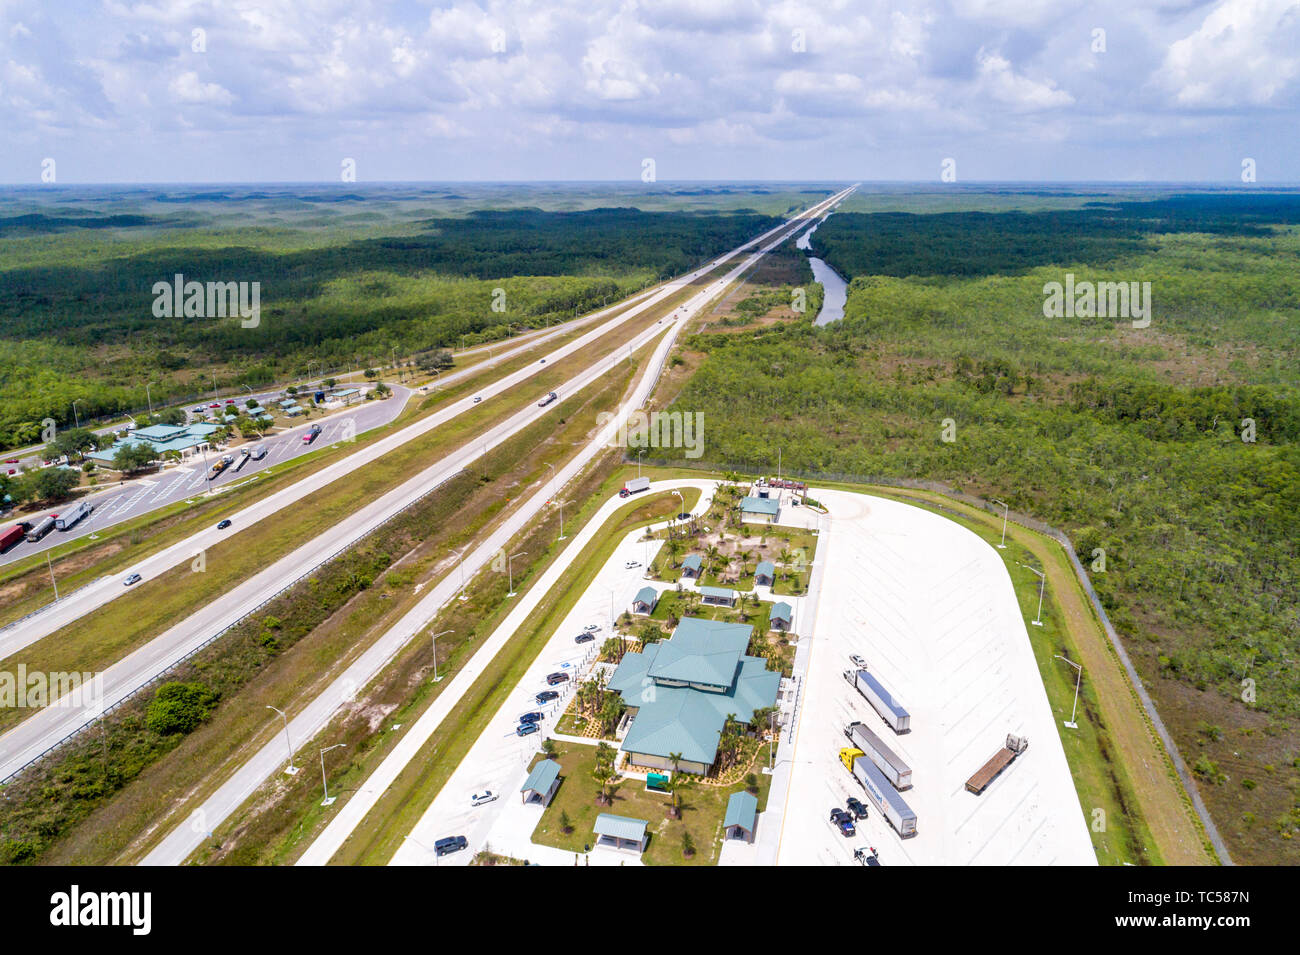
266,705 -> 299,775
71,400 -> 81,430
993,499 -> 1009,549
556,499 -> 572,541
429,630 -> 452,683
319,743 -> 346,806
146,382 -> 156,416
506,551 -> 525,597
1018,563 -> 1046,627
1054,655 -> 1083,729
636,449 -> 645,479
672,489 -> 686,521
546,462 -> 558,500
457,547 -> 469,601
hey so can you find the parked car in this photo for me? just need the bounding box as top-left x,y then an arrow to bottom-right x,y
217,519 -> 232,530
830,807 -> 856,837
583,623 -> 599,632
624,560 -> 641,569
535,690 -> 559,704
208,402 -> 220,408
546,671 -> 570,686
434,835 -> 468,857
518,711 -> 543,724
850,654 -> 868,670
124,573 -> 142,586
854,846 -> 881,866
846,797 -> 869,820
470,791 -> 498,807
516,722 -> 540,737
574,633 -> 595,644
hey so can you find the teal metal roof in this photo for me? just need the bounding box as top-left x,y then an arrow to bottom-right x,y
740,496 -> 780,516
593,813 -> 648,842
756,560 -> 775,577
608,617 -> 779,766
772,601 -> 793,622
520,758 -> 561,795
633,585 -> 658,607
698,585 -> 736,601
724,790 -> 758,832
681,554 -> 703,571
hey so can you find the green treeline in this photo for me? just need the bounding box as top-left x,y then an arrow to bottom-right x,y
0,207 -> 779,448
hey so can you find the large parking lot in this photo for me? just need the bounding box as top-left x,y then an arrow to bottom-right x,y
776,489 -> 1096,866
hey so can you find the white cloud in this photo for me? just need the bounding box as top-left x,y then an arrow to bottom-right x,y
169,70 -> 234,105
1156,0 -> 1300,107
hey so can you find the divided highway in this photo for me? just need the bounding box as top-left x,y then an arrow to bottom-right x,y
138,185 -> 856,865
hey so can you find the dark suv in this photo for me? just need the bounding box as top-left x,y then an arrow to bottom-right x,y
434,835 -> 468,857
535,690 -> 559,704
546,672 -> 570,686
846,797 -> 869,820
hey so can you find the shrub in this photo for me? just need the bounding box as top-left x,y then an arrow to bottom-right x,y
145,681 -> 219,736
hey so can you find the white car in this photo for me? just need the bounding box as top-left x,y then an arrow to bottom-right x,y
583,623 -> 599,632
850,654 -> 868,670
473,396 -> 482,403
624,560 -> 641,569
470,791 -> 498,807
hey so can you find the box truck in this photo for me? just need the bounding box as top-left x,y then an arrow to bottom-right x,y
844,668 -> 911,733
965,735 -> 1029,795
0,523 -> 26,552
845,721 -> 912,790
537,391 -> 558,408
55,501 -> 94,531
840,748 -> 917,838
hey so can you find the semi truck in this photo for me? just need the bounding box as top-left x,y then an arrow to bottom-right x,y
965,735 -> 1029,795
619,476 -> 651,498
251,445 -> 268,460
840,748 -> 917,838
232,449 -> 252,472
0,523 -> 26,552
845,721 -> 913,790
844,668 -> 911,733
54,501 -> 94,531
26,514 -> 57,542
302,424 -> 322,445
208,454 -> 235,480
536,391 -> 558,408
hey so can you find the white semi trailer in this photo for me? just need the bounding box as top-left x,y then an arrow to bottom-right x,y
844,668 -> 911,734
840,748 -> 918,838
55,500 -> 94,531
845,721 -> 912,790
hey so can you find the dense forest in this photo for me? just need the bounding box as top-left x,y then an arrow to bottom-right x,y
660,194 -> 1300,863
0,206 -> 780,447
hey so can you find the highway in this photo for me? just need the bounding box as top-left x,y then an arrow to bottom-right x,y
136,184 -> 855,865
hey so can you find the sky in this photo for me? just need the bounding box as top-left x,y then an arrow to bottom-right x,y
2,0 -> 1299,184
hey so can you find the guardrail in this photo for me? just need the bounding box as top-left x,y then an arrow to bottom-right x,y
0,468 -> 466,786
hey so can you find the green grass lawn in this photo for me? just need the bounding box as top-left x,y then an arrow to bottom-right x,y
530,741 -> 772,865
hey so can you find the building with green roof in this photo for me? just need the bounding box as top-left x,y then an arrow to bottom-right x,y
724,790 -> 759,843
87,422 -> 223,466
631,585 -> 659,615
740,495 -> 780,524
593,813 -> 649,853
755,560 -> 776,586
771,601 -> 793,631
698,584 -> 737,608
520,758 -> 562,807
681,554 -> 703,578
608,617 -> 780,775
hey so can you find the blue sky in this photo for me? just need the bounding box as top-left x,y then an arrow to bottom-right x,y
3,0 -> 1298,184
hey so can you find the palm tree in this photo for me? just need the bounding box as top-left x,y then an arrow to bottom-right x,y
667,752 -> 684,818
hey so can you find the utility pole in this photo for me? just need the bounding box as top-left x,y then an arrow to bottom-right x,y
1054,655 -> 1083,728
993,499 -> 1009,549
319,743 -> 346,806
506,551 -> 525,597
429,630 -> 452,682
46,550 -> 59,600
266,705 -> 299,775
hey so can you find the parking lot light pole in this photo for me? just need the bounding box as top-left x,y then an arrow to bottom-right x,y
557,499 -> 571,541
1054,655 -> 1083,729
993,499 -> 1009,549
457,547 -> 468,601
507,550 -> 525,597
319,743 -> 346,806
1019,564 -> 1046,627
429,630 -> 452,683
71,400 -> 81,430
266,705 -> 299,775
672,489 -> 685,521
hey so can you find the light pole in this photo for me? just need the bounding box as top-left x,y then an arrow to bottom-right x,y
319,743 -> 346,806
506,550 -> 525,597
1054,655 -> 1083,729
993,499 -> 1009,549
457,547 -> 469,601
636,449 -> 645,479
429,630 -> 452,683
266,705 -> 299,775
46,551 -> 59,601
71,400 -> 81,430
557,499 -> 571,541
1019,564 -> 1046,627
146,382 -> 155,416
546,462 -> 558,500
672,489 -> 685,521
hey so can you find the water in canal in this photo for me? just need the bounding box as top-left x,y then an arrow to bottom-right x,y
796,220 -> 848,326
